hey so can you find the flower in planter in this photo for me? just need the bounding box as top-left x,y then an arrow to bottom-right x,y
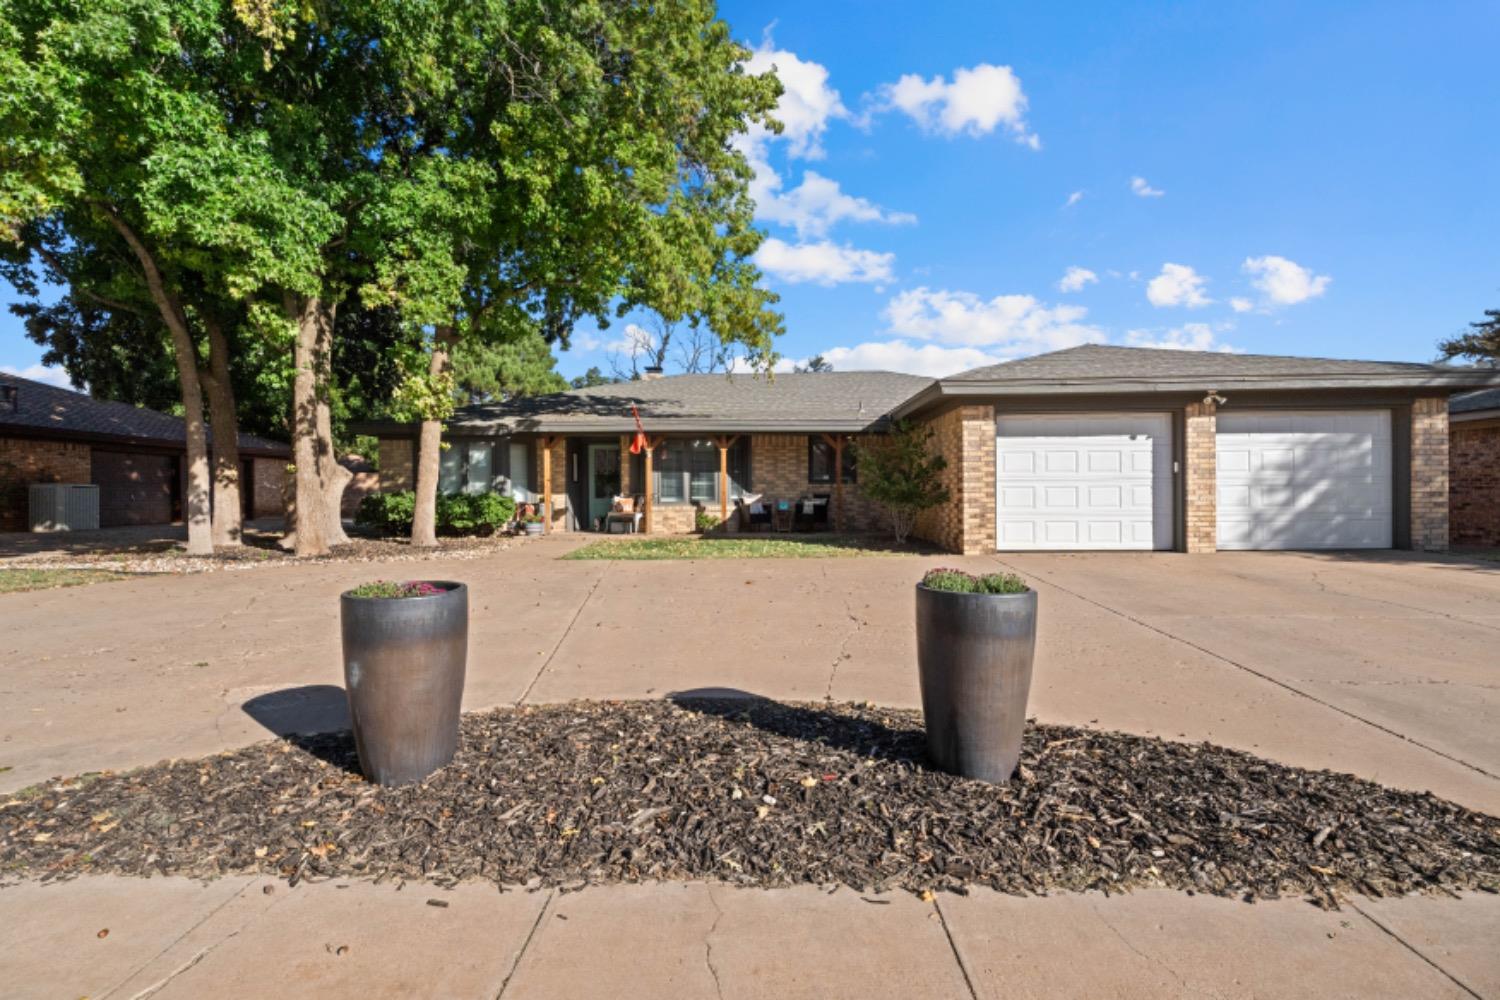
347,580 -> 446,599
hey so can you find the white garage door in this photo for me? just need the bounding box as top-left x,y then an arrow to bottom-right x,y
1216,410 -> 1392,550
996,414 -> 1174,551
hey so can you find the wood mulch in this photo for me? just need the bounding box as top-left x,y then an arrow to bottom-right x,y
3,699 -> 1496,907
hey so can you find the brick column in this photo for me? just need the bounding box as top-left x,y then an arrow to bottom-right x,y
1184,400 -> 1217,553
958,405 -> 997,553
1410,396 -> 1449,551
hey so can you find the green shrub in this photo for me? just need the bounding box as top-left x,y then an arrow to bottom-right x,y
356,491 -> 515,537
695,510 -> 721,533
356,491 -> 417,533
921,568 -> 1028,595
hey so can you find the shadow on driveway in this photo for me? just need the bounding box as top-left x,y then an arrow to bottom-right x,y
668,687 -> 926,765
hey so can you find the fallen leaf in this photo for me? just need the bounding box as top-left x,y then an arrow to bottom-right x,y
97,928 -> 109,939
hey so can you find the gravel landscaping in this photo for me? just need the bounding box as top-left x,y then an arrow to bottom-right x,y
3,699 -> 1496,906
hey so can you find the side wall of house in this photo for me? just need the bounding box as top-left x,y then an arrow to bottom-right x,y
1449,419 -> 1499,547
251,457 -> 288,519
376,438 -> 415,492
0,436 -> 93,531
912,405 -> 996,555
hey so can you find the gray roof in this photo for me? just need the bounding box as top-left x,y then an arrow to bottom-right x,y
891,344 -> 1500,417
1451,387 -> 1500,416
0,372 -> 289,454
432,371 -> 934,435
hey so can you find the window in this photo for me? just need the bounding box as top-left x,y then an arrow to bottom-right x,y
437,440 -> 501,494
808,438 -> 856,484
652,439 -> 750,503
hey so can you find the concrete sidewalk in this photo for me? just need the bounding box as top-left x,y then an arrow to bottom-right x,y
2,875 -> 1494,999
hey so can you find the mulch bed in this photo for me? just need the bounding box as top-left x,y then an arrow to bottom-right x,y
3,699 -> 1497,906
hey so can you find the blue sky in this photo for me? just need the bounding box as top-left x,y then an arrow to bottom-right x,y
3,0 -> 1496,386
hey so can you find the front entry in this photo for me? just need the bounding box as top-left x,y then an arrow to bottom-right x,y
587,443 -> 621,530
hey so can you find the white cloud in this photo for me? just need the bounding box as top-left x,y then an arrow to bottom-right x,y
743,36 -> 847,160
1056,266 -> 1098,293
753,170 -> 915,238
1242,255 -> 1331,306
1124,322 -> 1241,353
816,340 -> 1002,378
753,237 -> 895,286
2,363 -> 75,389
879,64 -> 1039,147
1146,263 -> 1212,308
1063,190 -> 1084,209
1130,176 -> 1165,198
1229,297 -> 1253,313
884,287 -> 1104,355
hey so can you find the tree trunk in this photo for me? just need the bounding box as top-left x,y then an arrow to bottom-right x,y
101,207 -> 213,556
313,305 -> 350,545
201,316 -> 242,547
285,293 -> 331,557
411,326 -> 456,548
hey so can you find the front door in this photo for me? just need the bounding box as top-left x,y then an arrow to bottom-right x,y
587,443 -> 621,531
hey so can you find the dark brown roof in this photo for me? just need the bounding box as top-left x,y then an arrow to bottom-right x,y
0,372 -> 289,455
361,371 -> 934,436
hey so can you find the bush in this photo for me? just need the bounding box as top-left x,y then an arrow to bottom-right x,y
695,510 -> 721,533
356,491 -> 515,537
854,421 -> 951,545
356,491 -> 416,533
921,568 -> 1028,595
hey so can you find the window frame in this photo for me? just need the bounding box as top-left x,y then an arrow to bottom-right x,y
651,438 -> 751,504
807,437 -> 857,485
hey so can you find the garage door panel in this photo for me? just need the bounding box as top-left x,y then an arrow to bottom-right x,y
996,413 -> 1173,551
1216,410 -> 1391,550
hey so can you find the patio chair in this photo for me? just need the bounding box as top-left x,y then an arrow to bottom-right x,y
794,493 -> 831,532
736,493 -> 771,532
604,494 -> 645,534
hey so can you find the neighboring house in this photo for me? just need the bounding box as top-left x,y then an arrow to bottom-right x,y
355,345 -> 1500,555
1449,388 -> 1500,547
0,372 -> 290,532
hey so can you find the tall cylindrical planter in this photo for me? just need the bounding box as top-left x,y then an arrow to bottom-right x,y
340,582 -> 468,785
915,584 -> 1037,784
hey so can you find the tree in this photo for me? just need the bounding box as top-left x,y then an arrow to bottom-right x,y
1439,309 -> 1500,366
450,334 -> 568,403
609,317 -> 732,378
854,422 -> 951,545
795,354 -> 833,373
569,367 -> 614,389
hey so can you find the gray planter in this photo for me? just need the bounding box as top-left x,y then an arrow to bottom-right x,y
915,584 -> 1038,784
340,582 -> 468,785
523,521 -> 544,536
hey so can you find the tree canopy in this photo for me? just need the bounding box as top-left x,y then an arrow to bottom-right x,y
1439,308 -> 1499,366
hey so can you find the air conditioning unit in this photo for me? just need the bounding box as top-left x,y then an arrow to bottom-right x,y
29,483 -> 101,532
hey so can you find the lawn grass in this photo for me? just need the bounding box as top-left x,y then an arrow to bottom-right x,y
563,535 -> 922,560
0,568 -> 129,594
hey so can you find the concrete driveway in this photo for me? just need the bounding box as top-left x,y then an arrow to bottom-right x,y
2,539 -> 1497,810
3,541 -> 1499,999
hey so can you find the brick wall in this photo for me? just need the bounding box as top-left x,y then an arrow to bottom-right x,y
377,438 -> 414,492
0,436 -> 93,531
912,405 -> 996,555
251,457 -> 288,518
1184,400 -> 1217,553
1410,396 -> 1449,552
1450,420 -> 1500,546
746,433 -> 886,533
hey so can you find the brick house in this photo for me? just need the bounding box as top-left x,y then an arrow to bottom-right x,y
0,372 -> 290,532
357,345 -> 1500,554
1449,388 -> 1500,547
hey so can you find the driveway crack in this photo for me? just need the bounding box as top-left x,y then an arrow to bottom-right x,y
1350,901 -> 1483,999
1089,903 -> 1196,996
996,559 -> 1499,783
932,898 -> 980,1000
516,567 -> 607,705
703,884 -> 727,1000
494,889 -> 556,999
824,565 -> 864,702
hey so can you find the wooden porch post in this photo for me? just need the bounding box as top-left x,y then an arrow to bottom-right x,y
642,438 -> 656,534
715,435 -> 740,525
822,433 -> 844,532
541,436 -> 555,535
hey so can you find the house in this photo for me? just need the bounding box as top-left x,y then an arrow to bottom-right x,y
0,372 -> 289,531
1449,388 -> 1500,547
356,345 -> 1500,554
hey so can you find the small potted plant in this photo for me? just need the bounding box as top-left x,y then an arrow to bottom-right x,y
915,568 -> 1036,784
520,512 -> 545,536
340,580 -> 468,785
